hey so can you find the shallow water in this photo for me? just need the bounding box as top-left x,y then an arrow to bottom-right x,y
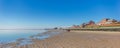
0,30 -> 46,43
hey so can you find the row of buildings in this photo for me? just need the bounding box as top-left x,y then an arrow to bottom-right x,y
70,18 -> 120,28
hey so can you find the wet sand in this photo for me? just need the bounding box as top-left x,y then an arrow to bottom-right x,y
2,31 -> 120,48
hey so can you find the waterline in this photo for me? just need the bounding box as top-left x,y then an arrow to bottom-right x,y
0,30 -> 46,43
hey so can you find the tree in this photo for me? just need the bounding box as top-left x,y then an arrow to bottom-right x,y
112,19 -> 117,23
88,20 -> 95,25
81,23 -> 86,28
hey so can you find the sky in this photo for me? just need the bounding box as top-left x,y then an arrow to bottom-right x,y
0,0 -> 120,29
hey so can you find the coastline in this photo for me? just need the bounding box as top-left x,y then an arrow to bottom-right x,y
19,30 -> 120,48
1,30 -> 120,48
0,29 -> 65,48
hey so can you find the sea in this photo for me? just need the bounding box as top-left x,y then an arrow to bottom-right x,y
0,30 -> 59,44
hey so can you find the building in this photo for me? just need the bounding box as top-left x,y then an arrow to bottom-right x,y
97,18 -> 120,27
70,25 -> 80,28
69,18 -> 120,29
97,18 -> 118,25
97,18 -> 109,25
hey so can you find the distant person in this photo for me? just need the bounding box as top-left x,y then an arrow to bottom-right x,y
54,27 -> 58,30
67,29 -> 70,32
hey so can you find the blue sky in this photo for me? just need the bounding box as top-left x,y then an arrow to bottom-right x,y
0,0 -> 120,28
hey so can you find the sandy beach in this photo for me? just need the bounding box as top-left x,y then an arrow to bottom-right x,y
2,31 -> 120,48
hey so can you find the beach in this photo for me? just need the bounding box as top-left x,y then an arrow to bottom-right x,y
1,30 -> 120,48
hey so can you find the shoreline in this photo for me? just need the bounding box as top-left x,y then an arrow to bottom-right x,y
21,30 -> 120,48
1,30 -> 120,48
32,30 -> 120,48
0,29 -> 65,48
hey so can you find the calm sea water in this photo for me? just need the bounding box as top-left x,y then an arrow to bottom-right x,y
0,30 -> 47,43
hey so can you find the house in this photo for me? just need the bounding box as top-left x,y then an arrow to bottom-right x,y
96,18 -> 120,27
97,18 -> 109,25
70,25 -> 80,28
69,18 -> 120,29
97,18 -> 118,25
79,20 -> 96,28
